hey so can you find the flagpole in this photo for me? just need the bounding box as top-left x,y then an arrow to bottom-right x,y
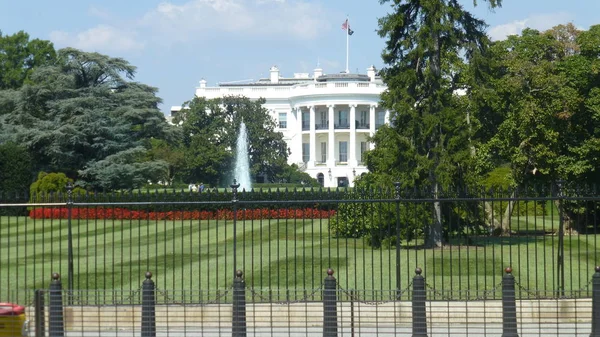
345,16 -> 349,73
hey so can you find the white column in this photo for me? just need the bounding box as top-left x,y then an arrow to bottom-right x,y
369,104 -> 377,150
385,109 -> 391,125
327,104 -> 335,168
309,105 -> 316,167
349,104 -> 357,166
296,107 -> 303,165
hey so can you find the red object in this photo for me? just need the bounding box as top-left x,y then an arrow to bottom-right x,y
29,207 -> 336,220
0,303 -> 25,316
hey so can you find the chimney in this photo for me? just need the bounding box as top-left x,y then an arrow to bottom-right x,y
313,67 -> 323,81
367,65 -> 376,82
199,79 -> 207,88
270,66 -> 280,84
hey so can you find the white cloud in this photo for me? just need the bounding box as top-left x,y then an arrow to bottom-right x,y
488,12 -> 575,41
49,0 -> 330,54
140,0 -> 330,42
50,25 -> 145,53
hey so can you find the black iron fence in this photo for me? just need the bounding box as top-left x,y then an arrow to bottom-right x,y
14,267 -> 600,336
1,183 -> 599,305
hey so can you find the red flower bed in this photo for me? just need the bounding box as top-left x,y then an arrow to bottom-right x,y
29,207 -> 336,220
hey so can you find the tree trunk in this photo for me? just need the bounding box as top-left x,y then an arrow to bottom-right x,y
499,191 -> 516,235
554,199 -> 577,235
428,182 -> 444,247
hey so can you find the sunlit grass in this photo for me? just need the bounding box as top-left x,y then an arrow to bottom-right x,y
0,214 -> 598,303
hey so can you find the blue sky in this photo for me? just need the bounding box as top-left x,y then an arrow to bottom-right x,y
1,0 -> 599,115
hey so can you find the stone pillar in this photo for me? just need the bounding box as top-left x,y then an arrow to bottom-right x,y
349,104 -> 357,166
296,107 -> 303,165
309,105 -> 316,167
369,104 -> 377,150
327,104 -> 335,169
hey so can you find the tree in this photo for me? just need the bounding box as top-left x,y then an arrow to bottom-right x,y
0,142 -> 33,193
0,30 -> 57,89
0,47 -> 173,190
475,25 -> 600,186
173,95 -> 289,186
146,138 -> 185,185
375,0 -> 501,247
470,24 -> 600,233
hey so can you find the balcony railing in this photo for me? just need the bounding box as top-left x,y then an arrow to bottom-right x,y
302,122 -> 310,131
335,123 -> 350,130
356,122 -> 370,129
315,123 -> 328,130
375,123 -> 384,130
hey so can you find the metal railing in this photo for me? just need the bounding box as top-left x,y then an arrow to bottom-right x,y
21,266 -> 600,336
1,183 -> 599,307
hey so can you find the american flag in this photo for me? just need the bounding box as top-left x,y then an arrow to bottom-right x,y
342,19 -> 354,35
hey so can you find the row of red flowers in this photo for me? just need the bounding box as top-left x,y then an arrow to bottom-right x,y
29,207 -> 336,220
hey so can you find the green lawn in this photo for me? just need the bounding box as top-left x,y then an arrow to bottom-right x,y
1,215 -> 598,303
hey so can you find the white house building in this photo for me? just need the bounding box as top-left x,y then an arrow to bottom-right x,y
171,65 -> 389,188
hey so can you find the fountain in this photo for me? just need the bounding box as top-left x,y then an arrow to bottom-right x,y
233,121 -> 252,191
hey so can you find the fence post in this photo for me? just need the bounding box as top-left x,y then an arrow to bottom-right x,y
48,273 -> 64,337
502,267 -> 518,337
591,266 -> 600,337
412,267 -> 427,337
66,182 -> 74,305
556,180 -> 565,297
141,272 -> 156,337
394,181 -> 402,299
231,179 -> 240,278
323,268 -> 338,337
34,290 -> 45,337
232,269 -> 247,337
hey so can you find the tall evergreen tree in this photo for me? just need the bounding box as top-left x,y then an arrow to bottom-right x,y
375,0 -> 501,247
0,47 -> 174,190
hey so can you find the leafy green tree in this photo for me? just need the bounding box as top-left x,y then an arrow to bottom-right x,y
273,164 -> 320,187
473,24 -> 600,185
0,30 -> 57,89
374,0 -> 501,247
146,138 -> 185,185
471,24 -> 600,233
173,96 -> 233,185
174,95 -> 288,186
0,47 -> 173,190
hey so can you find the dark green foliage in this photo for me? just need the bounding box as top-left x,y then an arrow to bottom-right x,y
0,142 -> 33,193
273,164 -> 320,187
372,0 -> 500,246
174,95 -> 288,186
0,47 -> 174,190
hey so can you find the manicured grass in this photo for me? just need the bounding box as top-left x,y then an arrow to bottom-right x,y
1,215 -> 598,303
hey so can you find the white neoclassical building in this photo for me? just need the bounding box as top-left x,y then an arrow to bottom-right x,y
171,65 -> 389,188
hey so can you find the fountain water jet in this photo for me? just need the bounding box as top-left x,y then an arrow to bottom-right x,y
233,121 -> 252,191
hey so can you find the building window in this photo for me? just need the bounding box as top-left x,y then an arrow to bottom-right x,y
302,111 -> 310,130
318,111 -> 327,129
302,143 -> 310,163
360,111 -> 368,128
339,141 -> 347,162
360,142 -> 368,162
279,112 -> 287,129
320,142 -> 327,163
337,110 -> 348,128
376,111 -> 385,129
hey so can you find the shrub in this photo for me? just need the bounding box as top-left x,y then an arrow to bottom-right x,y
0,142 -> 33,193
